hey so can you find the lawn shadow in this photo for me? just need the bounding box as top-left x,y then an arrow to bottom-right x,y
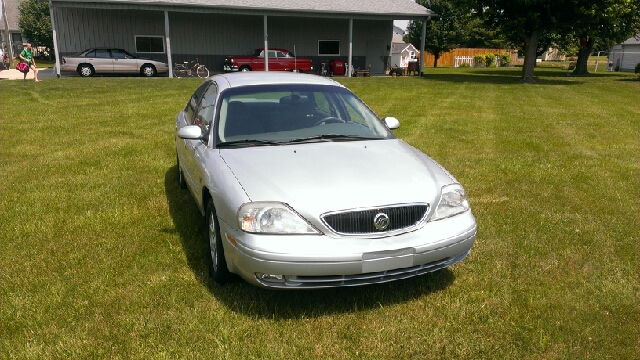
420,68 -> 586,85
164,166 -> 456,319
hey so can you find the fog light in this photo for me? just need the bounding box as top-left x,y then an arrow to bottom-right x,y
256,273 -> 285,283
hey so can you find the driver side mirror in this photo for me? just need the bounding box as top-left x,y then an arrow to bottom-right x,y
177,125 -> 205,140
383,117 -> 400,130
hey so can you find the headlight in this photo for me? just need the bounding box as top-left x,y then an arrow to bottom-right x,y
431,184 -> 470,221
238,202 -> 320,234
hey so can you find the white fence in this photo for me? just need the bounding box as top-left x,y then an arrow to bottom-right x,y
454,55 -> 500,67
454,56 -> 474,67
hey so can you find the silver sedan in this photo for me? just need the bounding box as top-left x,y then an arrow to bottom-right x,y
60,48 -> 168,77
175,72 -> 476,289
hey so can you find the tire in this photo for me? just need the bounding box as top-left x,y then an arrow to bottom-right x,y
239,66 -> 251,72
173,66 -> 186,78
78,64 -> 94,77
141,64 -> 156,77
206,199 -> 230,283
196,66 -> 209,78
177,155 -> 187,189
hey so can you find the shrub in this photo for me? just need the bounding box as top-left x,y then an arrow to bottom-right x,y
484,53 -> 495,67
459,62 -> 470,68
635,63 -> 640,74
474,55 -> 484,67
499,53 -> 511,67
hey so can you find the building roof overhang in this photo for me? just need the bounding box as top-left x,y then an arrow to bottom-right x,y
50,0 -> 436,20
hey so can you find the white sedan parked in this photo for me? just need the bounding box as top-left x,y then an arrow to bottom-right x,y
175,72 -> 476,289
61,48 -> 168,77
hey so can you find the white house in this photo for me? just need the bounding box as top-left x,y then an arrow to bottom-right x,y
608,34 -> 640,72
1,0 -> 25,59
392,24 -> 405,44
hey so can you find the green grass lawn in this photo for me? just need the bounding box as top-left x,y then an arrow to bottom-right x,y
1,68 -> 638,359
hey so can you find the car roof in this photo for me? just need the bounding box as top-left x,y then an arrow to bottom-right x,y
214,72 -> 346,90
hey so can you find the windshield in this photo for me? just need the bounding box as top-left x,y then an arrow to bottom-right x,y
215,84 -> 393,147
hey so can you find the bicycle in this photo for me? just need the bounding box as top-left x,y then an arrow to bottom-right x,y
173,58 -> 209,78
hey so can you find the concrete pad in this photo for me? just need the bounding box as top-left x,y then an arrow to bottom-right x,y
0,68 -> 57,81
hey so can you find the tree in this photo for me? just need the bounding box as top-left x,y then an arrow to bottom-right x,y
405,0 -> 465,67
571,0 -> 640,75
18,0 -> 53,57
460,16 -> 508,49
477,0 -> 577,82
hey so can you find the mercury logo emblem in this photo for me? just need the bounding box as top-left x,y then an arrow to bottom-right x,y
373,213 -> 390,231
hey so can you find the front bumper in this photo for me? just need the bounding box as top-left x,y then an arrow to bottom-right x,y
219,211 -> 477,289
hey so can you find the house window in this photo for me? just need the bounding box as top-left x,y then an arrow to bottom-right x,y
135,35 -> 164,53
318,40 -> 340,56
11,33 -> 22,43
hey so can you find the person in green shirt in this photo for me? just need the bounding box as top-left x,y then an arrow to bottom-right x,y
19,43 -> 40,82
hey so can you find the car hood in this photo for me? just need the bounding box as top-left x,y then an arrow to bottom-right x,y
219,139 -> 454,215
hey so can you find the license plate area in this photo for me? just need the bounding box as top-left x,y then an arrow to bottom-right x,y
362,248 -> 415,273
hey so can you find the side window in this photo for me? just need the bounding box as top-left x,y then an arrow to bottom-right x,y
186,82 -> 210,125
95,49 -> 110,58
84,50 -> 96,57
111,50 -> 126,59
194,83 -> 218,134
275,51 -> 286,58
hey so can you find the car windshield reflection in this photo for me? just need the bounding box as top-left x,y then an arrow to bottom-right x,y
215,84 -> 393,147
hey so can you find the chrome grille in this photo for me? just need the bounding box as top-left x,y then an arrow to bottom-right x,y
322,204 -> 429,235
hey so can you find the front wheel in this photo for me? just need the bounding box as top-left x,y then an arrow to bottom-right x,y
196,66 -> 209,78
176,155 -> 187,189
239,66 -> 251,72
173,67 -> 186,78
78,64 -> 94,77
206,199 -> 230,283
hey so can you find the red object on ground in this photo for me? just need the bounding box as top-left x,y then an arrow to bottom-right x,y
329,59 -> 345,76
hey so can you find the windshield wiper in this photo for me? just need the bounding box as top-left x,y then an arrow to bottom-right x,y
217,139 -> 282,148
285,134 -> 384,144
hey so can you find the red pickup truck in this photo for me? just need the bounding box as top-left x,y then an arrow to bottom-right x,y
223,48 -> 314,73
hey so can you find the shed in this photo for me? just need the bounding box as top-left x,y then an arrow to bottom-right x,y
608,34 -> 640,72
48,0 -> 436,77
390,42 -> 418,69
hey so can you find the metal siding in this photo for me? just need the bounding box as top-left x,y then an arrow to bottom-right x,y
169,12 -> 264,54
55,8 -> 165,53
621,45 -> 640,72
354,19 -> 393,73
